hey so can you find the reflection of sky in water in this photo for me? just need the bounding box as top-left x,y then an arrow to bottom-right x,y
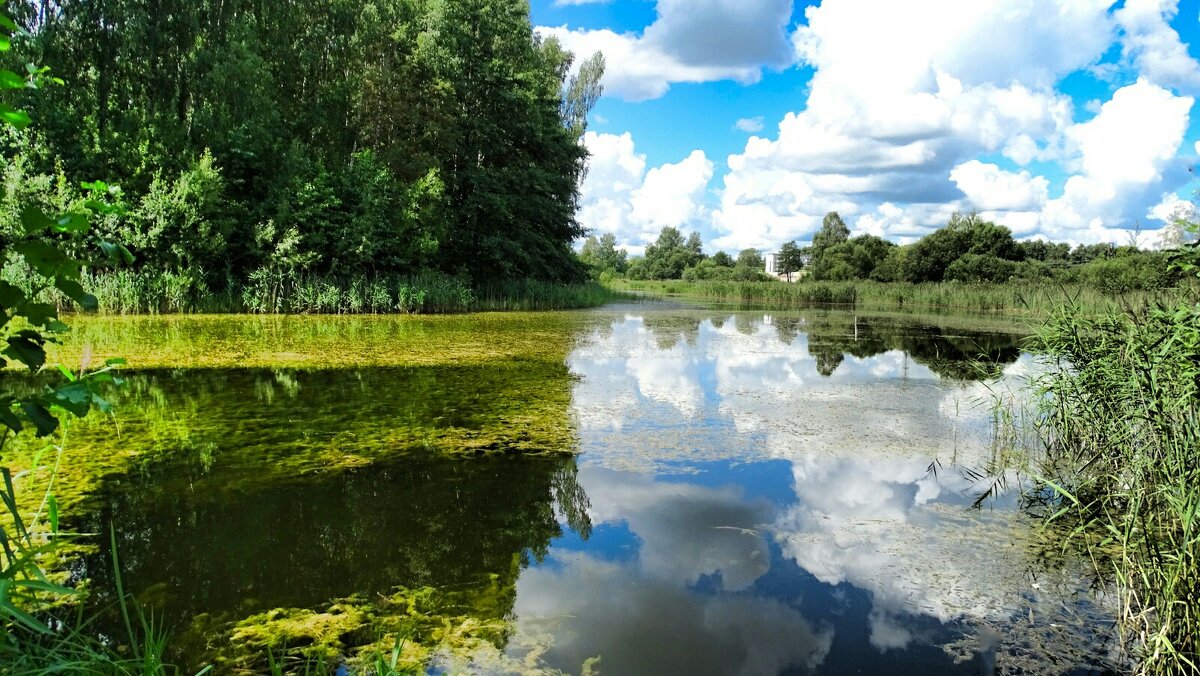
503,313 -> 1112,675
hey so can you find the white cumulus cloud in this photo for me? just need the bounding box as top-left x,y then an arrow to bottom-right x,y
735,116 -> 765,133
709,0 -> 1200,250
579,132 -> 714,253
537,0 -> 794,101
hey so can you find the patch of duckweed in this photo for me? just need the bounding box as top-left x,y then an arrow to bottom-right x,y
48,312 -> 597,371
191,581 -> 516,674
3,361 -> 579,522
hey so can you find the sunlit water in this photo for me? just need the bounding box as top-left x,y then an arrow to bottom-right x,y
45,308 -> 1116,674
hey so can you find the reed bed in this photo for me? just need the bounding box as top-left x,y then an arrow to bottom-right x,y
1017,296 -> 1200,674
10,269 -> 626,315
613,279 -> 1184,316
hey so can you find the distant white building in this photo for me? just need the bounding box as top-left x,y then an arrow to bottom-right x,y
764,253 -> 781,277
764,251 -> 810,281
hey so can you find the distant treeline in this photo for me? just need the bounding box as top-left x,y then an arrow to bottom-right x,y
593,212 -> 1191,294
1,0 -> 604,308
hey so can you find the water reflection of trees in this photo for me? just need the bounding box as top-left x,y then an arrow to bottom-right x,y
641,314 -> 704,348
70,454 -> 589,668
55,364 -> 589,669
776,315 -> 1022,380
611,313 -> 1023,381
67,364 -> 581,484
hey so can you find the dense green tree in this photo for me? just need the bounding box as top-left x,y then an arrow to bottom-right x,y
633,227 -> 704,280
905,213 -> 1021,282
579,232 -> 627,275
4,0 -> 603,293
944,254 -> 1018,283
777,241 -> 805,282
1019,240 -> 1071,263
870,245 -> 911,282
736,248 -> 764,270
682,258 -> 770,282
1070,243 -> 1118,264
711,251 -> 734,267
810,211 -> 849,267
809,234 -> 894,281
812,212 -> 850,251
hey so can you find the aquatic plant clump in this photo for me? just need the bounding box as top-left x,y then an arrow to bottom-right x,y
1022,296 -> 1200,673
191,583 -> 513,674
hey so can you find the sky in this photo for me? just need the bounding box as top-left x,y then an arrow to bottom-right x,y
530,0 -> 1200,255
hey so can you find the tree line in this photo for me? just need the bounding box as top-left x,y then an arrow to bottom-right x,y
579,228 -> 773,283
1,0 -> 604,305
597,212 -> 1186,293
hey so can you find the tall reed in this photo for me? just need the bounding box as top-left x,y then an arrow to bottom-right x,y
1021,296 -> 1199,674
613,279 -> 1186,316
9,269 -> 627,315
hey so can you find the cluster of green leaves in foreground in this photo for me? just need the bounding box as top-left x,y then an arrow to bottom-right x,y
1,0 -> 603,313
0,10 -> 162,672
1022,223 -> 1200,674
616,211 -> 1187,294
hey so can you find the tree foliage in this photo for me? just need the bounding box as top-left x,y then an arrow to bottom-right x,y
736,248 -> 764,270
628,227 -> 704,280
777,241 -> 805,282
2,0 -> 603,292
579,232 -> 627,276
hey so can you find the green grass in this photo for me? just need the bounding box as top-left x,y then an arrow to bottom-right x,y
1,266 -> 630,316
612,278 -> 1188,316
1011,296 -> 1200,674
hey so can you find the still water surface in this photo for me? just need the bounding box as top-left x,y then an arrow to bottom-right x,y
51,307 -> 1115,674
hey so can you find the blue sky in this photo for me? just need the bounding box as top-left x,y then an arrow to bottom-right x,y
531,0 -> 1200,254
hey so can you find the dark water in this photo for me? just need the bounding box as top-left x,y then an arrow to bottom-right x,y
55,310 -> 1116,675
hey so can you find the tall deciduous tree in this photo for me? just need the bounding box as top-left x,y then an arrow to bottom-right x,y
778,241 -> 805,282
5,0 -> 603,289
737,248 -> 764,270
638,227 -> 703,280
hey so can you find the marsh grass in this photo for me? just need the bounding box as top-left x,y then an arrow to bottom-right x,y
614,279 -> 1186,316
1,521 -> 189,675
1003,295 -> 1200,675
70,270 -> 626,315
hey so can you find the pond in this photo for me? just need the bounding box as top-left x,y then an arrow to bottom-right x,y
25,305 -> 1117,674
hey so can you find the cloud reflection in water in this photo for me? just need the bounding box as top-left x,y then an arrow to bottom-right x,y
505,313 -> 1107,674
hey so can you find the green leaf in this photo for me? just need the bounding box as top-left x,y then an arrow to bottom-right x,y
53,212 -> 89,234
0,16 -> 17,32
0,594 -> 51,634
48,494 -> 58,534
13,240 -> 65,276
20,206 -> 54,234
5,335 -> 45,370
99,240 -> 135,265
0,406 -> 23,433
0,103 -> 29,129
19,401 -> 58,437
0,280 -> 25,308
0,36 -> 11,53
51,382 -> 92,417
9,579 -> 79,596
92,393 -> 113,415
0,69 -> 24,89
23,303 -> 59,328
55,278 -> 98,311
